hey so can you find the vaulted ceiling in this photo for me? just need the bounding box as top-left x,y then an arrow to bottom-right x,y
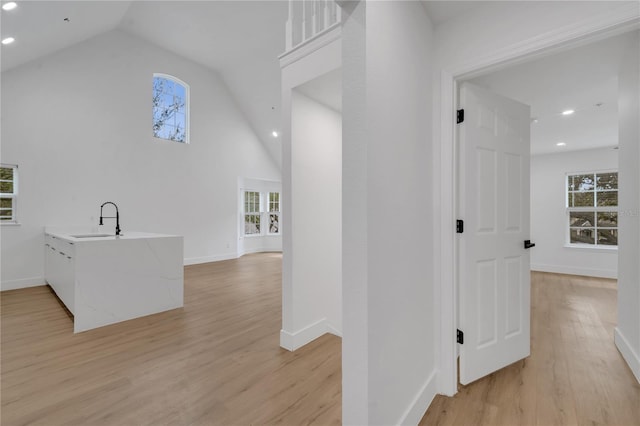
1,1 -> 632,161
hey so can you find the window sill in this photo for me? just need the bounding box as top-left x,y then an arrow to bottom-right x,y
1,221 -> 21,226
564,244 -> 617,252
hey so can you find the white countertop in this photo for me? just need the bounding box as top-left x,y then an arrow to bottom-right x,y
45,228 -> 180,243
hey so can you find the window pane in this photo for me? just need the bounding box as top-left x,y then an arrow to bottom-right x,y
0,198 -> 12,208
597,212 -> 618,227
596,173 -> 618,190
244,214 -> 261,234
0,181 -> 13,193
573,192 -> 594,207
567,192 -> 572,207
574,174 -> 595,191
570,212 -> 594,227
597,229 -> 617,246
269,213 -> 279,233
153,75 -> 188,143
570,228 -> 595,244
0,167 -> 13,180
0,209 -> 12,218
596,191 -> 617,207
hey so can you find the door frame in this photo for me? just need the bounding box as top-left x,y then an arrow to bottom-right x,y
437,7 -> 640,397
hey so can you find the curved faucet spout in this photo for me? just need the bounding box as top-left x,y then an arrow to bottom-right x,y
99,201 -> 121,236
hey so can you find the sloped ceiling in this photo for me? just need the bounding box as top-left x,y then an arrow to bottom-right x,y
1,1 -> 286,168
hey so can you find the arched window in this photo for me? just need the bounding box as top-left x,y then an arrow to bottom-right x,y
152,74 -> 189,143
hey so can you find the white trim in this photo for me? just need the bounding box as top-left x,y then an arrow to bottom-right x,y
396,369 -> 438,426
563,244 -> 617,252
1,276 -> 44,291
614,327 -> 640,384
279,24 -> 341,68
239,247 -> 282,256
438,7 -> 640,397
280,318 -> 341,351
531,263 -> 617,279
183,254 -> 237,266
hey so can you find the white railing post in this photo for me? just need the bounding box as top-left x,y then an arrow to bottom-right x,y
323,0 -> 330,31
301,0 -> 307,43
312,0 -> 318,36
285,0 -> 293,51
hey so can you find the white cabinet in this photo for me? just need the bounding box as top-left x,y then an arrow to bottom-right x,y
44,234 -> 75,314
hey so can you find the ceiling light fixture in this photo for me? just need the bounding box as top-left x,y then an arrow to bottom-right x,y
2,2 -> 17,11
556,142 -> 566,147
531,118 -> 539,124
561,109 -> 575,116
271,131 -> 279,138
1,37 -> 15,45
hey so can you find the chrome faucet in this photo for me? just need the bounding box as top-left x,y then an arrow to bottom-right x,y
99,201 -> 121,236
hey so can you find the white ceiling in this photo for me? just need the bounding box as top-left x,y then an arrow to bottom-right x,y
296,68 -> 342,113
421,1 -> 482,26
468,31 -> 636,155
1,1 -> 286,167
1,1 -> 633,164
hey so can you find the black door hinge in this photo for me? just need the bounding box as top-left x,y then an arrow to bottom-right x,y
456,219 -> 464,234
457,329 -> 464,344
457,109 -> 464,124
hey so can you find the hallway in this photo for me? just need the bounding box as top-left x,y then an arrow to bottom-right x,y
422,272 -> 640,425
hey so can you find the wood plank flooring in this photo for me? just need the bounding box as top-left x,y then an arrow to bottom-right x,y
3,261 -> 639,426
1,253 -> 341,426
421,272 -> 640,426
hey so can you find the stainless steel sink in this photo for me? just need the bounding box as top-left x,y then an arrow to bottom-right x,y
70,234 -> 114,238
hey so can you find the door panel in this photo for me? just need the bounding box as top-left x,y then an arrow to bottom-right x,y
459,82 -> 531,385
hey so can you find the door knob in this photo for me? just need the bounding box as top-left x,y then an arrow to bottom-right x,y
524,240 -> 536,249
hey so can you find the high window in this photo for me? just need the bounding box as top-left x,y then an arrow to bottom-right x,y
567,171 -> 618,246
0,164 -> 18,224
152,74 -> 189,143
268,192 -> 280,234
244,191 -> 261,235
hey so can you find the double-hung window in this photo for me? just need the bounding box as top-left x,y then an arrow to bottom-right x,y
567,171 -> 618,246
244,191 -> 261,235
0,164 -> 18,224
268,192 -> 280,234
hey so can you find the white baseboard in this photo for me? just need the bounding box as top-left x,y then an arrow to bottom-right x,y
184,254 -> 237,266
615,327 -> 640,384
1,276 -> 45,291
280,318 -> 341,351
531,263 -> 617,279
238,248 -> 282,256
397,369 -> 439,426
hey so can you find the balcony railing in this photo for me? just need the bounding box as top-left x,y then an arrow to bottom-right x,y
285,0 -> 342,52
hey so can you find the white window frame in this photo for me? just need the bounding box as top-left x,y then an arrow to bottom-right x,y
0,164 -> 18,225
267,191 -> 281,235
152,73 -> 190,144
244,190 -> 262,236
566,169 -> 618,248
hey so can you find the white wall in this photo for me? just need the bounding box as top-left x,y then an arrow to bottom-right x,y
615,32 -> 640,383
531,148 -> 619,278
431,1 -> 640,396
280,31 -> 342,351
287,91 -> 342,340
342,2 -> 436,424
0,30 -> 280,290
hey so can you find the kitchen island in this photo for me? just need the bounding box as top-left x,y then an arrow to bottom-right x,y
44,229 -> 183,333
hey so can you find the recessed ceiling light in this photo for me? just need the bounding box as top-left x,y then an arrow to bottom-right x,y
556,142 -> 566,147
562,109 -> 575,116
531,118 -> 539,124
1,37 -> 15,45
271,131 -> 279,138
2,2 -> 17,11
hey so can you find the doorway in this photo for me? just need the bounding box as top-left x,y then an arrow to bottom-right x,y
441,24 -> 640,394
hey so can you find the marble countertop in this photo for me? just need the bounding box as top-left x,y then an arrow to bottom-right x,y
45,228 -> 180,243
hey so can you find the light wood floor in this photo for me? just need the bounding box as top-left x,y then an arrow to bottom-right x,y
3,262 -> 639,426
421,272 -> 640,426
1,253 -> 341,426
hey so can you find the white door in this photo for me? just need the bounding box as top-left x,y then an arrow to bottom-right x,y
458,82 -> 532,385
